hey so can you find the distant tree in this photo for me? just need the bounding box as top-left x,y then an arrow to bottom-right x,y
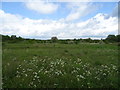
106,35 -> 117,42
84,38 -> 92,43
51,37 -> 58,43
116,35 -> 120,42
18,36 -> 22,39
17,36 -> 23,41
11,35 -> 17,40
73,38 -> 79,44
2,35 -> 10,42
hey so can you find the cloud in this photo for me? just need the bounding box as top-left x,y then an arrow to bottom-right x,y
65,2 -> 98,21
25,0 -> 59,14
0,9 -> 118,39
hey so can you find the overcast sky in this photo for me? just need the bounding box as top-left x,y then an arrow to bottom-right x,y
0,1 -> 118,39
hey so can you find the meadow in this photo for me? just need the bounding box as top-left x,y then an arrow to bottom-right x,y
2,42 -> 119,88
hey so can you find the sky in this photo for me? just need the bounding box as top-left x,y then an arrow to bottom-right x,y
0,1 -> 118,39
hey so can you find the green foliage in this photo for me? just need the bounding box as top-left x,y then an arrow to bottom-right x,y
2,34 -> 120,44
2,35 -> 24,43
84,38 -> 92,43
51,37 -> 58,43
106,35 -> 117,42
11,35 -> 17,40
2,43 -> 119,88
2,34 -> 119,88
116,35 -> 120,42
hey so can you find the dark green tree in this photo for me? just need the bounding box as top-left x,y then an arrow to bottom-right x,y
116,35 -> 120,42
11,35 -> 17,40
51,37 -> 58,43
106,35 -> 117,42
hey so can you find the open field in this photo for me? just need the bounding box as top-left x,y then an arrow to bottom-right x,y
2,43 -> 119,88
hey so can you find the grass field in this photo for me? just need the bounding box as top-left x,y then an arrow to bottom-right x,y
2,42 -> 119,88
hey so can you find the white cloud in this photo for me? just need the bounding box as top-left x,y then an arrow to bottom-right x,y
65,2 -> 98,21
0,9 -> 118,39
25,0 -> 59,14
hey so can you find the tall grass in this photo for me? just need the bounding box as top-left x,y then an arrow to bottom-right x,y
2,43 -> 119,88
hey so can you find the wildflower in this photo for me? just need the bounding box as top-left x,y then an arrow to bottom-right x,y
25,74 -> 28,77
79,75 -> 85,79
34,85 -> 37,87
7,63 -> 10,66
16,75 -> 20,78
112,65 -> 116,70
77,78 -> 80,81
103,73 -> 106,76
54,83 -> 58,86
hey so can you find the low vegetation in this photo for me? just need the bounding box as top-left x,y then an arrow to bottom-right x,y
1,34 -> 119,88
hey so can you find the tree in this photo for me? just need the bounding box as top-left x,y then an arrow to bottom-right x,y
116,35 -> 120,42
106,35 -> 117,42
11,35 -> 17,40
84,38 -> 92,43
73,38 -> 79,44
51,37 -> 58,43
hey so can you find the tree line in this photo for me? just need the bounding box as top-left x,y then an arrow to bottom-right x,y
1,34 -> 120,44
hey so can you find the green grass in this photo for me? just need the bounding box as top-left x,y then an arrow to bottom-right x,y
2,43 -> 119,88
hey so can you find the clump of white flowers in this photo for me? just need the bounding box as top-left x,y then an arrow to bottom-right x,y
4,56 -> 118,88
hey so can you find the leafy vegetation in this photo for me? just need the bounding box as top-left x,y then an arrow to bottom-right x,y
1,34 -> 119,88
1,34 -> 120,44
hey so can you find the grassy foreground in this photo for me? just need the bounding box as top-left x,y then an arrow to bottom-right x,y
2,43 -> 119,88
